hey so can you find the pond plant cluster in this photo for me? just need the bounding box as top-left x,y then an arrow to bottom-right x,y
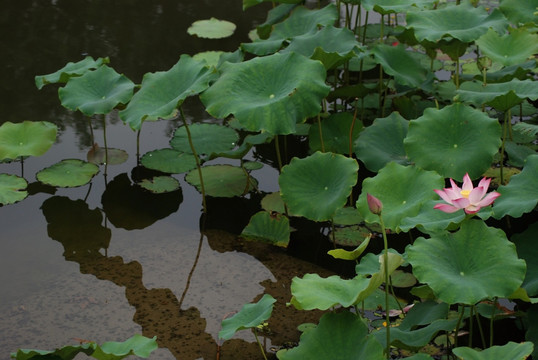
2,0 -> 538,359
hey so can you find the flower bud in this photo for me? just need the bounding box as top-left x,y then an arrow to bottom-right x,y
367,193 -> 383,215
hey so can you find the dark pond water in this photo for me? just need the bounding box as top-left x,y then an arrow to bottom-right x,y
0,1 -> 340,359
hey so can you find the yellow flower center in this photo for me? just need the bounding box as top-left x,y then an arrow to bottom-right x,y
460,190 -> 470,198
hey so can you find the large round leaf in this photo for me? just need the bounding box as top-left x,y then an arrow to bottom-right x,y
499,0 -> 538,25
492,154 -> 538,219
356,162 -> 444,232
219,294 -> 276,340
185,165 -> 256,197
404,103 -> 501,180
140,149 -> 197,174
34,56 -> 108,89
407,220 -> 526,305
170,123 -> 239,156
354,112 -> 410,172
59,65 -> 135,116
36,159 -> 99,187
372,44 -> 434,91
512,222 -> 538,297
452,341 -> 534,360
279,152 -> 359,221
0,121 -> 57,161
200,52 -> 330,135
0,174 -> 28,205
406,2 -> 508,43
187,18 -> 236,39
280,25 -> 362,69
476,28 -> 538,67
277,312 -> 384,360
119,55 -> 217,130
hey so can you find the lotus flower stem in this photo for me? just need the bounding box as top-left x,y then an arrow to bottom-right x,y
454,304 -> 465,349
179,107 -> 207,213
378,214 -> 391,359
474,305 -> 486,348
468,305 -> 474,348
317,114 -> 325,152
136,128 -> 141,165
274,135 -> 283,172
252,329 -> 268,360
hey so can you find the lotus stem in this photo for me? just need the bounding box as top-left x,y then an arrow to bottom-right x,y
179,107 -> 207,213
455,57 -> 460,88
490,297 -> 497,347
474,305 -> 486,349
275,135 -> 283,172
454,304 -> 465,349
500,111 -> 509,185
102,115 -> 109,174
136,128 -> 141,165
468,305 -> 473,347
88,117 -> 95,145
317,114 -> 325,152
349,98 -> 358,157
377,213 -> 391,359
253,329 -> 268,360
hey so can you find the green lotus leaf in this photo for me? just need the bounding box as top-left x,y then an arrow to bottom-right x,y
243,0 -> 301,10
406,2 -> 508,43
289,273 -> 371,310
277,312 -> 384,360
457,79 -> 538,111
407,220 -> 526,305
492,154 -> 538,219
452,341 -> 534,360
140,149 -> 197,174
401,300 -> 450,330
36,159 -> 99,187
373,318 -> 458,350
372,44 -> 434,91
355,252 -> 404,304
240,211 -> 290,247
308,112 -> 362,155
137,176 -> 180,194
281,25 -> 362,69
187,17 -> 236,39
242,4 -> 338,55
35,56 -> 109,89
0,121 -> 57,161
512,222 -> 538,297
101,173 -> 182,230
279,152 -> 358,221
89,334 -> 158,360
201,52 -> 330,135
354,112 -> 410,172
219,294 -> 276,340
0,174 -> 28,205
476,28 -> 538,67
499,0 -> 538,25
58,65 -> 135,116
192,51 -> 225,68
332,206 -> 364,226
261,192 -> 286,214
119,55 -> 217,130
329,225 -> 372,247
185,164 -> 256,197
170,123 -> 239,156
505,141 -> 536,167
391,270 -> 417,288
87,145 -> 128,165
399,199 -> 466,233
404,103 -> 502,179
361,0 -> 436,14
356,162 -> 444,232
327,234 -> 371,261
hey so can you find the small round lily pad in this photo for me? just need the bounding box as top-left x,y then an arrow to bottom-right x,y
36,159 -> 99,187
0,173 -> 28,205
187,18 -> 236,39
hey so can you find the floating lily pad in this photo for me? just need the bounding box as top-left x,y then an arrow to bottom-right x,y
261,192 -> 286,213
219,294 -> 276,340
407,220 -> 526,305
0,174 -> 28,205
354,112 -> 410,172
34,56 -> 109,89
240,211 -> 290,247
356,162 -> 444,232
0,121 -> 57,161
185,165 -> 257,197
87,144 -> 128,165
406,2 -> 508,43
36,159 -> 99,187
187,18 -> 236,39
58,65 -> 135,116
201,52 -> 330,135
119,55 -> 217,130
170,123 -> 239,157
492,154 -> 538,219
329,225 -> 372,247
279,152 -> 359,221
140,149 -> 197,174
277,312 -> 384,360
404,103 -> 502,180
452,341 -> 534,360
138,176 -> 180,194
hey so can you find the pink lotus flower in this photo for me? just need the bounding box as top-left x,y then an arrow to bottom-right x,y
434,173 -> 500,214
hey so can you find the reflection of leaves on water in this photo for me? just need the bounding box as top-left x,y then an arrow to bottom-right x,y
41,195 -> 110,258
101,172 -> 182,230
